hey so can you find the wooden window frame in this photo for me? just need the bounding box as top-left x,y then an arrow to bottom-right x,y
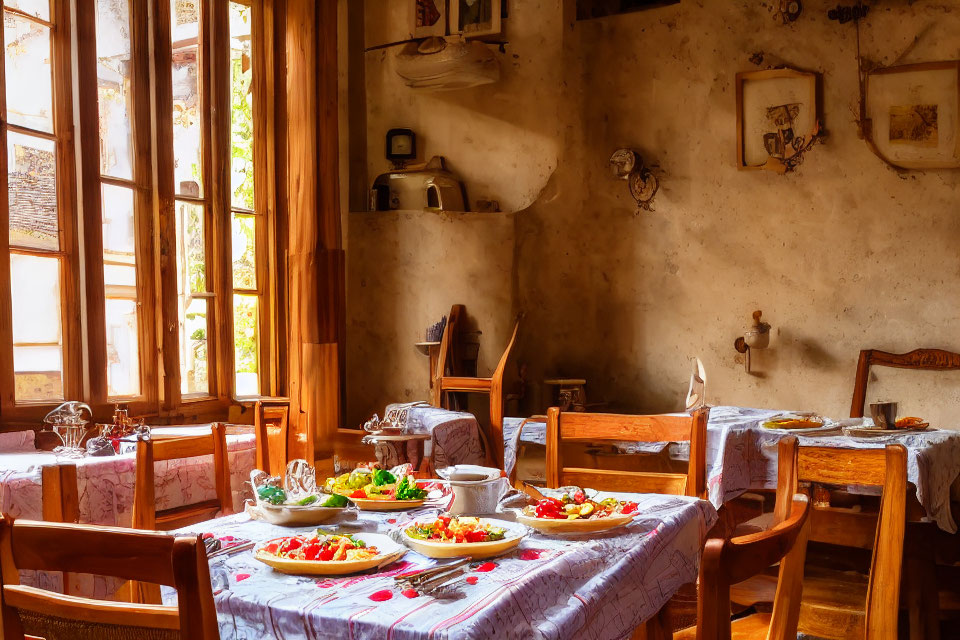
0,0 -> 280,428
75,0 -> 159,417
0,0 -> 82,423
151,0 -> 279,417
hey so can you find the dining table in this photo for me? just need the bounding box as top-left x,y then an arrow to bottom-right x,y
0,425 -> 257,598
382,403 -> 487,469
503,405 -> 960,533
169,491 -> 718,640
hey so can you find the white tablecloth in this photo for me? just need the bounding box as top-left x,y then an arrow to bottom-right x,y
170,492 -> 717,640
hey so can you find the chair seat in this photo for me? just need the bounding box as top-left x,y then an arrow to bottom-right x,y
674,612 -> 773,640
797,565 -> 868,639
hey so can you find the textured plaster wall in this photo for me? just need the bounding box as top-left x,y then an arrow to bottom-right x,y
347,0 -> 960,429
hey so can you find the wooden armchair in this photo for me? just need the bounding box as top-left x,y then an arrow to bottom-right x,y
253,398 -> 291,477
545,407 -> 709,498
676,494 -> 810,640
792,443 -> 907,639
0,516 -> 219,639
850,348 -> 960,417
432,317 -> 520,470
132,423 -> 232,532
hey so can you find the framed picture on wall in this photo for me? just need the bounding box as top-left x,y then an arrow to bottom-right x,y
864,61 -> 960,170
449,0 -> 502,38
736,67 -> 823,173
414,0 -> 447,38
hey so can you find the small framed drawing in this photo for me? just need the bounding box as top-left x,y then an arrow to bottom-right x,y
414,0 -> 446,38
449,0 -> 502,38
736,68 -> 823,173
864,61 -> 960,170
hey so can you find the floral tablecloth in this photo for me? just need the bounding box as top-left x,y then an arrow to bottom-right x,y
384,404 -> 487,469
504,406 -> 960,533
170,492 -> 717,640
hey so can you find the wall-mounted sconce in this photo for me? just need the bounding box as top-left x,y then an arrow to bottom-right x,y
774,0 -> 802,24
609,148 -> 659,212
734,310 -> 771,373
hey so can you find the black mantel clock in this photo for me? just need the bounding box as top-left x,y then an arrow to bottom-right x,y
386,128 -> 416,167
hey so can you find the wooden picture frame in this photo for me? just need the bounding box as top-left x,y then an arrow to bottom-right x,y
449,0 -> 501,38
864,61 -> 960,170
736,68 -> 822,174
414,0 -> 447,38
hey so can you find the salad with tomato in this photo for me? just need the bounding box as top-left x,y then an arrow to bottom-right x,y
259,530 -> 379,562
325,467 -> 428,502
406,515 -> 507,544
522,489 -> 639,520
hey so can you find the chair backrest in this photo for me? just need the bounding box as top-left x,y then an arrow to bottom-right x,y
254,399 -> 291,477
776,438 -> 907,640
40,464 -> 78,525
850,348 -> 960,417
697,493 -> 810,640
0,516 -> 219,639
40,464 -> 79,596
486,318 -> 520,468
132,423 -> 232,532
431,304 -> 464,406
545,406 -> 709,498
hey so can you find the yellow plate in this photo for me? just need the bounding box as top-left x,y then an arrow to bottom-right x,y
402,518 -> 526,559
346,496 -> 426,511
254,533 -> 404,575
515,512 -> 634,535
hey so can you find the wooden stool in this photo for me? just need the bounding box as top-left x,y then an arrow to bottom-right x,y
544,378 -> 586,412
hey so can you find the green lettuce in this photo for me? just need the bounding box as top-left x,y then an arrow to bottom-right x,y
320,494 -> 348,508
395,475 -> 428,501
372,468 -> 397,486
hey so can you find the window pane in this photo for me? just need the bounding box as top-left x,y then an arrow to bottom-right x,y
171,0 -> 202,197
105,298 -> 139,396
175,199 -> 205,293
3,11 -> 53,133
229,2 -> 253,210
101,183 -> 135,255
96,0 -> 134,180
7,132 -> 58,250
11,253 -> 63,401
233,293 -> 258,396
231,213 -> 255,289
4,0 -> 49,21
179,296 -> 208,396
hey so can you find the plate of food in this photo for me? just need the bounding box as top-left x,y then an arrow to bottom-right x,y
250,465 -> 353,526
254,530 -> 404,575
843,416 -> 931,438
760,413 -> 837,435
325,467 -> 430,511
402,515 -> 526,559
516,489 -> 639,534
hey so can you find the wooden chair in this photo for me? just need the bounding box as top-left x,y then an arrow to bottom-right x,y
40,464 -> 79,596
850,348 -> 960,417
430,304 -> 465,397
787,443 -> 907,639
253,398 -> 291,477
432,317 -> 521,470
132,423 -> 232,532
0,516 -> 219,639
675,495 -> 810,640
545,407 -> 709,498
